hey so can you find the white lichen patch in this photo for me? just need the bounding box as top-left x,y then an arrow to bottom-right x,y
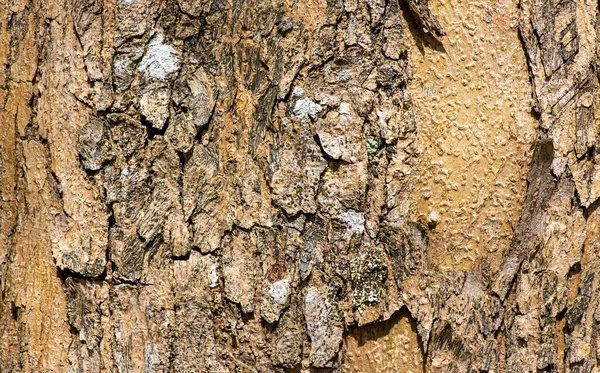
551,156 -> 567,177
208,263 -> 219,288
138,32 -> 180,80
269,278 -> 291,305
338,209 -> 365,234
292,87 -> 305,97
293,97 -> 322,119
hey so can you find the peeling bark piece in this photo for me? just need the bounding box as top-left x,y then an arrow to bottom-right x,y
572,155 -> 600,208
176,0 -> 206,18
73,0 -> 104,81
270,118 -> 327,215
319,161 -> 368,215
109,117 -> 147,158
52,228 -> 108,278
139,82 -> 171,129
113,52 -> 142,92
406,0 -> 446,36
493,139 -> 555,300
273,305 -> 303,368
315,102 -> 364,162
186,67 -> 216,129
65,276 -> 107,373
222,230 -> 259,313
110,284 -> 174,373
184,144 -> 233,253
77,117 -> 114,171
173,251 -> 225,372
65,277 -> 104,350
109,227 -> 146,282
165,111 -> 196,152
304,286 -> 344,367
137,181 -> 173,243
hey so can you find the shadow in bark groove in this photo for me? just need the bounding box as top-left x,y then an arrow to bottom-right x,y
343,307 -> 424,372
399,0 -> 447,56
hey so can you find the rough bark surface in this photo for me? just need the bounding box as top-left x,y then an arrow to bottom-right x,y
1,0 -> 600,371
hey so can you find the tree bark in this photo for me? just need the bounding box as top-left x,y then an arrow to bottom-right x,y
1,0 -> 599,371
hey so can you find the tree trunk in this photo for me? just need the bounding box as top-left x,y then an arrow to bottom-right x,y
1,0 -> 599,371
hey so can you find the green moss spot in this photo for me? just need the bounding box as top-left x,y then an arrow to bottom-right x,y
366,138 -> 379,155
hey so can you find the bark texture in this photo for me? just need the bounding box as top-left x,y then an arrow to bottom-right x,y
1,0 -> 599,371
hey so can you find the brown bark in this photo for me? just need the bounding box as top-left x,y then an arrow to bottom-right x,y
1,0 -> 599,371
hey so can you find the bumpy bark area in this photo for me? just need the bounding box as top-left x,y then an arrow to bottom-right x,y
1,0 -> 600,371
